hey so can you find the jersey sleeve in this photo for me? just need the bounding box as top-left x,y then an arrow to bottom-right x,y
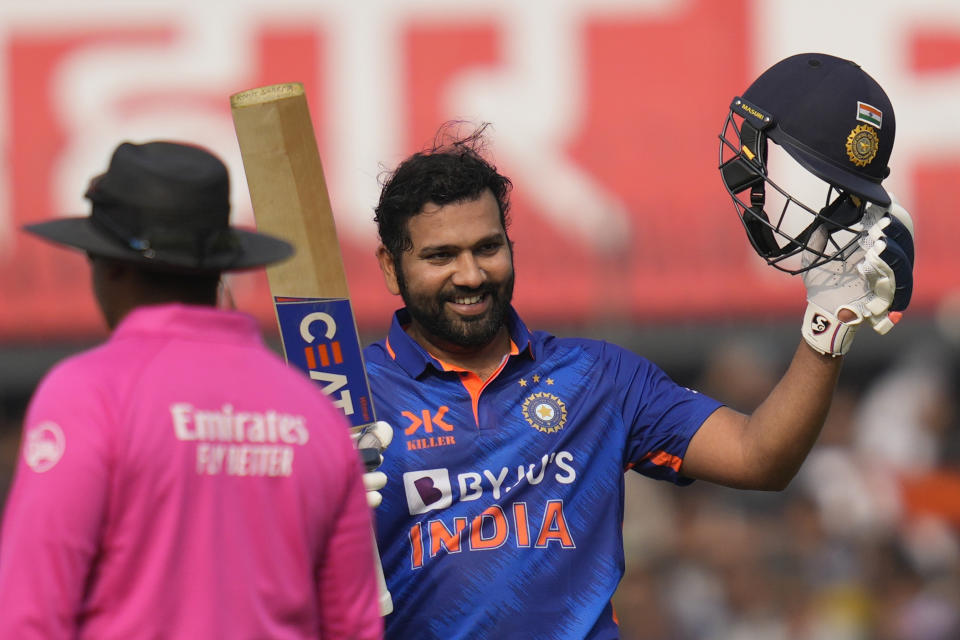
607,343 -> 723,484
0,360 -> 113,638
313,407 -> 384,639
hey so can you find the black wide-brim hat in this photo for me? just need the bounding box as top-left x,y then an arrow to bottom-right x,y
23,141 -> 293,273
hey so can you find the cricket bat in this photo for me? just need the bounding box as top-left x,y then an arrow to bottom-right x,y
230,82 -> 393,616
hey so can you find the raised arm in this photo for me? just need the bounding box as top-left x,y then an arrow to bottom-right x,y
681,342 -> 840,490
682,202 -> 914,490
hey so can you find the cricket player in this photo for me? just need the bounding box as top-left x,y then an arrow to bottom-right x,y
361,54 -> 914,638
0,141 -> 384,639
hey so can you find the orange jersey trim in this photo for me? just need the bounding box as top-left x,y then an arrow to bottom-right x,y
641,449 -> 683,473
433,340 -> 520,426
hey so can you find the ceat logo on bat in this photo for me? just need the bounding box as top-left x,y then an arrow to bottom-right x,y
274,297 -> 373,428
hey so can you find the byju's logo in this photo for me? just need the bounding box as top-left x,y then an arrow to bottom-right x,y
403,468 -> 453,515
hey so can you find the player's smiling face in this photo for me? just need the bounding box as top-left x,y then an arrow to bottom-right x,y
381,189 -> 514,351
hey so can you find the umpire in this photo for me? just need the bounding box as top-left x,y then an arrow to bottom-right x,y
0,141 -> 384,639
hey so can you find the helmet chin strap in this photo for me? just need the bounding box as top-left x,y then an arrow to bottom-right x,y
745,189 -> 863,260
721,120 -> 866,262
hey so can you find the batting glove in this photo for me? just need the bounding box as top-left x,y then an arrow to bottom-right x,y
351,420 -> 394,508
801,197 -> 915,357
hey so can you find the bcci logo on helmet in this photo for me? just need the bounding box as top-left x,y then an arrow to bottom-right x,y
522,392 -> 567,434
846,124 -> 879,167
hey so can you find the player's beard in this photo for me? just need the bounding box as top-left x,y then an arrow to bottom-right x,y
396,267 -> 515,349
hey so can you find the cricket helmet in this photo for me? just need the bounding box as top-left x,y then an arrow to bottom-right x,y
718,53 -> 896,273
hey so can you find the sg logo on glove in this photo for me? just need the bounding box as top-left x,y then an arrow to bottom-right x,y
810,314 -> 830,335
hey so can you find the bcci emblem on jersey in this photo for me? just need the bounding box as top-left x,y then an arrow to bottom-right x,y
522,392 -> 567,434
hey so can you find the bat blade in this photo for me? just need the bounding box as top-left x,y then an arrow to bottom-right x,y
230,82 -> 392,616
230,83 -> 348,299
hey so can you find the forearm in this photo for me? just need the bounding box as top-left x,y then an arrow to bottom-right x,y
740,341 -> 842,489
682,341 -> 842,490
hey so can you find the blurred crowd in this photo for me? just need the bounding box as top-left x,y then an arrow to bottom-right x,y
1,333 -> 957,640
615,337 -> 960,640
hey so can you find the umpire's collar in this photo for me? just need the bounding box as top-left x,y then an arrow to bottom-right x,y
385,305 -> 535,379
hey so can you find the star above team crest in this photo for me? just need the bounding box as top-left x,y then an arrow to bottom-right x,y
519,375 -> 555,387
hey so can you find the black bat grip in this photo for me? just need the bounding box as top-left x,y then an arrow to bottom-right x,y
358,447 -> 381,472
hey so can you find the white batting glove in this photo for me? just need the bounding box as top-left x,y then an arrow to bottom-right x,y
801,197 -> 915,357
351,420 -> 394,508
857,199 -> 915,334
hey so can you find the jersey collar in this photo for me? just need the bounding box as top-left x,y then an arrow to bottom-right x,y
385,305 -> 534,378
111,302 -> 261,343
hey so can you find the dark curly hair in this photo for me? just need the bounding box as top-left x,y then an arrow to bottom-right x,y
374,122 -> 513,263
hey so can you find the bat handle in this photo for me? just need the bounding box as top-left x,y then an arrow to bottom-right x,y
373,535 -> 394,615
358,447 -> 381,472
357,438 -> 393,616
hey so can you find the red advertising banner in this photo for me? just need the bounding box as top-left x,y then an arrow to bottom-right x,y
0,0 -> 957,340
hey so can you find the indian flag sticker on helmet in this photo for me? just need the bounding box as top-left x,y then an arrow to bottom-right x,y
856,101 -> 882,129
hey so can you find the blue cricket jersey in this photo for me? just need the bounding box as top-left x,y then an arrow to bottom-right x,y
364,307 -> 723,639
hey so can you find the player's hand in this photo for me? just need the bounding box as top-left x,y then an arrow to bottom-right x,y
801,197 -> 915,357
351,420 -> 394,508
857,199 -> 914,333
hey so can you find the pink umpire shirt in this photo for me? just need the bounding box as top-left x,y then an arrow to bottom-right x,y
0,304 -> 383,639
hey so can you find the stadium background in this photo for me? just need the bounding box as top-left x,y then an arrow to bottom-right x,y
0,0 -> 957,637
